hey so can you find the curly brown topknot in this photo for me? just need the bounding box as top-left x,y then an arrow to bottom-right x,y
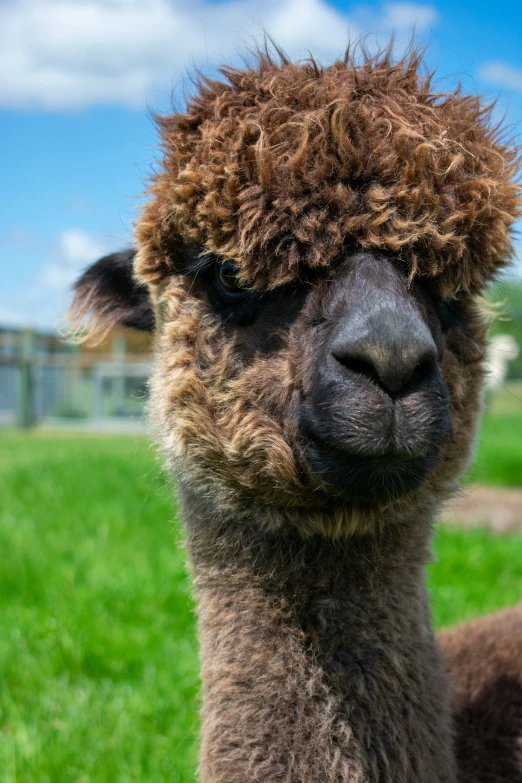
136,48 -> 521,295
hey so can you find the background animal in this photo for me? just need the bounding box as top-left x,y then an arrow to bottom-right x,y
70,48 -> 522,782
485,333 -> 520,394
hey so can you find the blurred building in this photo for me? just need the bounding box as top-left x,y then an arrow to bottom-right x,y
0,325 -> 152,430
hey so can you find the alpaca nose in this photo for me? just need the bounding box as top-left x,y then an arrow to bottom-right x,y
330,307 -> 438,397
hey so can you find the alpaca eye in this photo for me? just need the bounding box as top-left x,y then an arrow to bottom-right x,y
216,262 -> 244,294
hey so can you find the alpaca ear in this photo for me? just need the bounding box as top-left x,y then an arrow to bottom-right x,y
67,248 -> 155,343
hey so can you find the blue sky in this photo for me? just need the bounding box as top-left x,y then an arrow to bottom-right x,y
1,0 -> 522,329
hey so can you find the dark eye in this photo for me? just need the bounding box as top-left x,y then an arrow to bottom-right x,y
209,258 -> 263,325
216,262 -> 244,295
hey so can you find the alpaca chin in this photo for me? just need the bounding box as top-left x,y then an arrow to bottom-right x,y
299,443 -> 441,503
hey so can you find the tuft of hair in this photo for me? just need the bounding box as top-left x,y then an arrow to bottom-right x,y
65,249 -> 154,345
137,44 -> 521,296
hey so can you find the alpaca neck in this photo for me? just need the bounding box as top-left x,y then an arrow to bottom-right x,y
182,492 -> 457,783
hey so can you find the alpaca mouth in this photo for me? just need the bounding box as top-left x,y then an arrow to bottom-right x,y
298,391 -> 450,503
300,434 -> 440,503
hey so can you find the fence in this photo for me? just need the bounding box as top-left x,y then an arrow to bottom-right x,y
0,327 -> 152,432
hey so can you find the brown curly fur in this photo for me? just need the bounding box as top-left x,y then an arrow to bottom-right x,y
440,604 -> 522,782
70,46 -> 522,783
137,48 -> 520,295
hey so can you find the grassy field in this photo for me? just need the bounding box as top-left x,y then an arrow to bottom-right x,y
0,435 -> 198,783
1,403 -> 521,782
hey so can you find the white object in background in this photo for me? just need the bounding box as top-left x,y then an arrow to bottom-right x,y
485,334 -> 519,392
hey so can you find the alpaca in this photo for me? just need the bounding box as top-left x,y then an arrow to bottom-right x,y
485,333 -> 519,394
70,49 -> 522,782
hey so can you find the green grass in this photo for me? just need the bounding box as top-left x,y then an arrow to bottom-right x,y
429,526 -> 522,628
487,381 -> 522,417
467,411 -> 522,487
0,417 -> 521,781
0,432 -> 198,783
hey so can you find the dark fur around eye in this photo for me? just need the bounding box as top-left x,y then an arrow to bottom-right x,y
436,297 -> 467,332
179,251 -> 265,326
209,274 -> 264,326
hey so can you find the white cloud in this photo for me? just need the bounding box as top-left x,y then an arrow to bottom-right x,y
0,0 -> 357,110
262,0 -> 350,51
0,0 -> 440,111
478,61 -> 522,92
41,230 -> 114,291
0,230 -> 124,330
384,3 -> 437,31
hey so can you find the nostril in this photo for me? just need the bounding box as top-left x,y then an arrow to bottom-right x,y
332,352 -> 381,386
329,302 -> 440,398
331,341 -> 438,397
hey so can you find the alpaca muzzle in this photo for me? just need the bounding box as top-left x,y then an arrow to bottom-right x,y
298,252 -> 452,502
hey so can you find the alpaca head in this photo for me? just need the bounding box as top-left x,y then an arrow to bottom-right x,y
71,49 -> 521,537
